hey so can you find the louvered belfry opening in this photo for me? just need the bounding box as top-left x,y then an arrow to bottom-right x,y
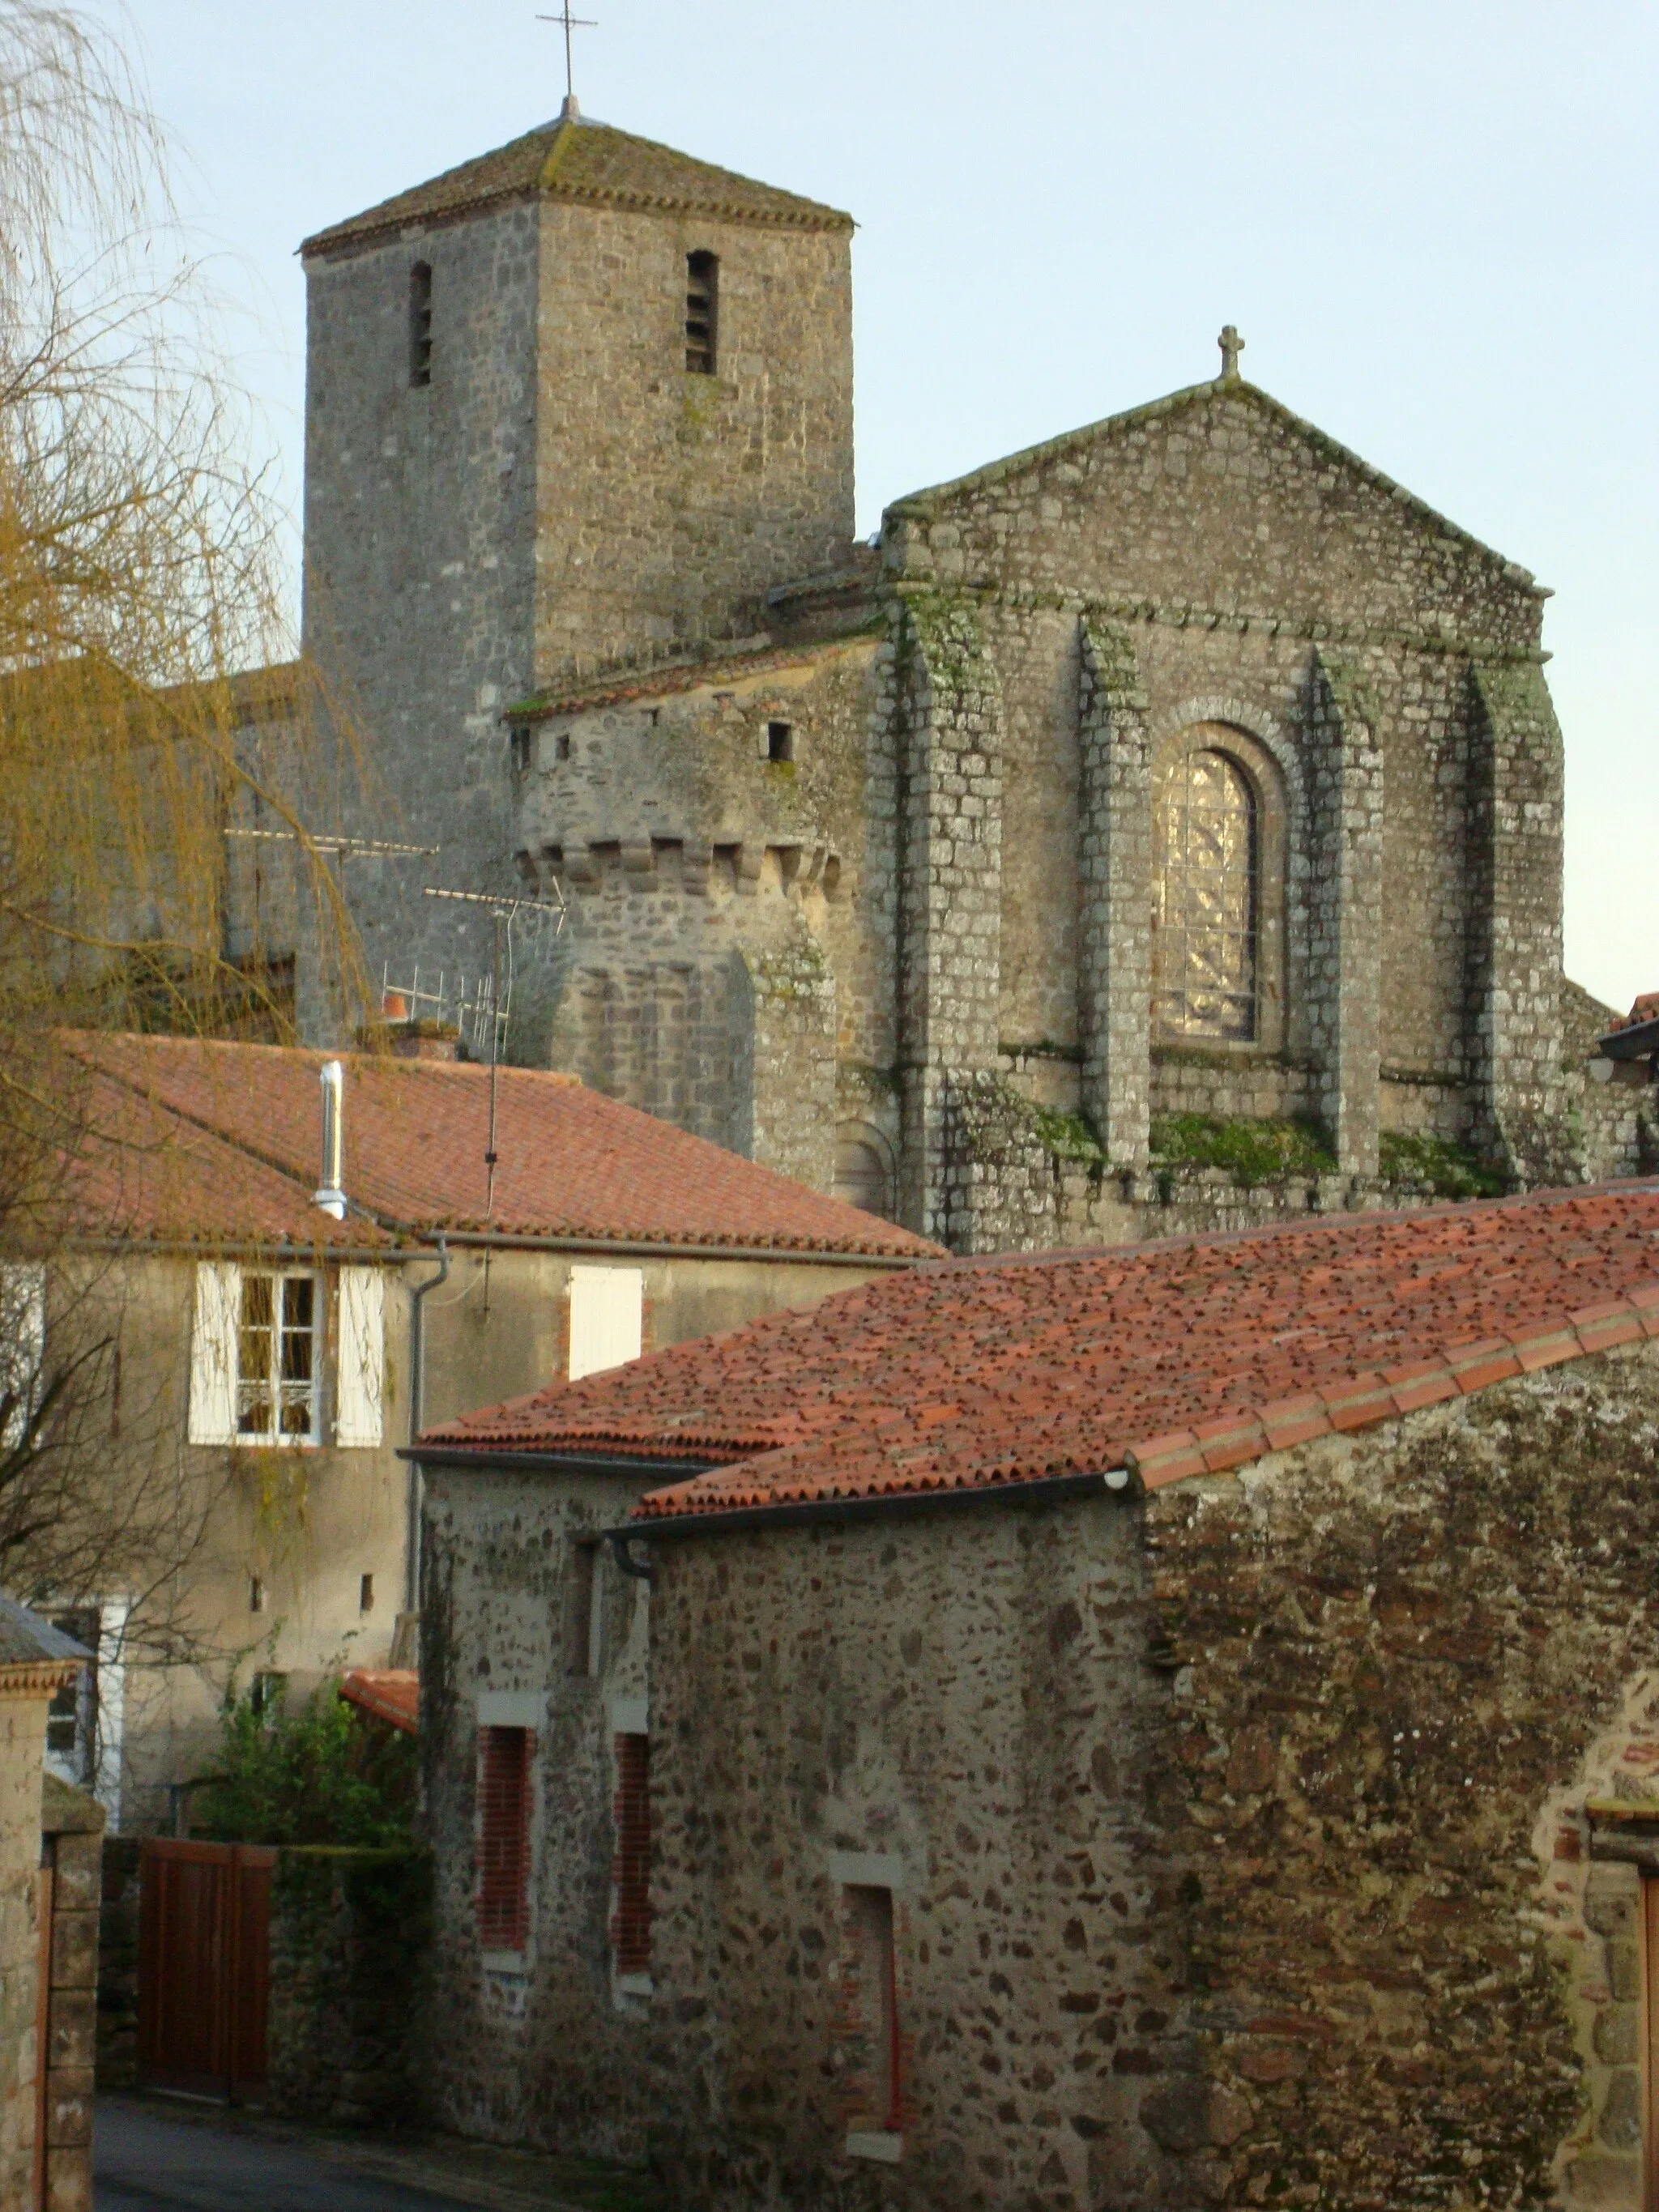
684,251 -> 718,374
409,261 -> 433,387
476,1725 -> 532,1950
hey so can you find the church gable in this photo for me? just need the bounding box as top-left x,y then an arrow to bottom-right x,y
884,377 -> 1546,654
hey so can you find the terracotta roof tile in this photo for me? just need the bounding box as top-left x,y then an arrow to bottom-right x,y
417,1187 -> 1659,1522
339,1669 -> 418,1736
302,113 -> 852,258
512,637 -> 869,724
61,1033 -> 935,1260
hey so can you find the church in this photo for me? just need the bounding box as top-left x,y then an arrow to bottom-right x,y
290,100 -> 1636,1251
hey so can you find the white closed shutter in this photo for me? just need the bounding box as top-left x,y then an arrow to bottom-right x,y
0,1263 -> 45,1447
336,1266 -> 386,1448
567,1266 -> 644,1382
188,1261 -> 240,1446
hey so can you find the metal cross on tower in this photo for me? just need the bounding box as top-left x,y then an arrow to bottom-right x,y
1218,324 -> 1246,381
537,2 -> 597,106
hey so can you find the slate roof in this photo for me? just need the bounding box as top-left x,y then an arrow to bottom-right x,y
0,1595 -> 91,1671
302,112 -> 853,258
417,1187 -> 1659,1522
60,1033 -> 936,1260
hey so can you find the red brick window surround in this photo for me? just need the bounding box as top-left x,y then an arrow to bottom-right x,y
612,1732 -> 651,1975
476,1726 -> 533,1951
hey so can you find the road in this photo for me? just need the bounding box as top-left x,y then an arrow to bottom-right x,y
95,2097 -> 593,2212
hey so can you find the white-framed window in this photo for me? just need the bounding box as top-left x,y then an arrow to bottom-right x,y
236,1271 -> 319,1443
190,1262 -> 385,1451
568,1266 -> 644,1382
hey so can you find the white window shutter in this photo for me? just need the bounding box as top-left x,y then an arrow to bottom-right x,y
0,1264 -> 45,1447
567,1267 -> 644,1382
336,1267 -> 386,1448
188,1262 -> 240,1447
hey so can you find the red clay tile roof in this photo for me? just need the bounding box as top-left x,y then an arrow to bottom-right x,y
61,1033 -> 936,1260
1610,993 -> 1659,1033
418,1187 -> 1659,1520
339,1669 -> 418,1736
47,1055 -> 389,1255
302,113 -> 852,258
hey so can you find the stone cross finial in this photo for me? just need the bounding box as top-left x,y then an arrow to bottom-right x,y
1218,325 -> 1245,381
537,3 -> 597,104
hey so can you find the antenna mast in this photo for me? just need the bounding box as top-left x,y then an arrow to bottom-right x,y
420,886 -> 566,1218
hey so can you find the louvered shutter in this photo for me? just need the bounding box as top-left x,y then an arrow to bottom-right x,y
567,1266 -> 643,1381
335,1266 -> 385,1448
188,1262 -> 240,1446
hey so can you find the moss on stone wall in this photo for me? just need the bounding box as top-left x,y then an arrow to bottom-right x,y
1377,1130 -> 1504,1199
1151,1111 -> 1336,1184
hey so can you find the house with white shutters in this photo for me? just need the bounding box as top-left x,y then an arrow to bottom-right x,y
20,1029 -> 936,1831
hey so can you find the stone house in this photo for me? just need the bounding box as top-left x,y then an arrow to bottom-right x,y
15,1029 -> 932,1835
418,1185 -> 1659,2208
273,104 -> 1629,1248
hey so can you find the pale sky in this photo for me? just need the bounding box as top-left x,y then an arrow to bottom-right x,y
109,0 -> 1658,1012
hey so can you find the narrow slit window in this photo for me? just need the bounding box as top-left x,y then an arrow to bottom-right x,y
409,261 -> 433,388
359,1573 -> 374,1615
684,251 -> 718,374
612,1733 -> 651,1975
845,1884 -> 902,2138
477,1725 -> 533,1952
568,1539 -> 601,1676
766,720 -> 794,764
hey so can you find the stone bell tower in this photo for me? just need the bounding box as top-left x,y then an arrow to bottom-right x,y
295,101 -> 855,1016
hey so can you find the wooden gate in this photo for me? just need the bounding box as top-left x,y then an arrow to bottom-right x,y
137,1839 -> 275,2100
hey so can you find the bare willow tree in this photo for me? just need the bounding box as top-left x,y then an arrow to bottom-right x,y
0,5 -> 360,1716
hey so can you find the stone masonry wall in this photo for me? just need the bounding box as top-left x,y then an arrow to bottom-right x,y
532,201 -> 854,680
302,203 -> 543,1032
267,1847 -> 432,2130
0,1686 -> 52,2206
514,641 -> 876,1181
636,1344 -> 1659,2211
1134,1342 -> 1659,2210
420,1465 -> 660,2159
646,1492 -> 1177,2211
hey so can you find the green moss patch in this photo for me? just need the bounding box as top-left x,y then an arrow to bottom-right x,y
1377,1131 -> 1503,1199
1030,1104 -> 1107,1166
1150,1113 -> 1336,1185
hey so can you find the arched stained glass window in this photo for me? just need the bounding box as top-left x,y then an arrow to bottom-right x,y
1156,748 -> 1258,1041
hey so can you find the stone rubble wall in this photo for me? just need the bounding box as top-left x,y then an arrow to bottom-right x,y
1136,1344 -> 1659,2210
266,1847 -> 432,2130
630,1345 -> 1659,2210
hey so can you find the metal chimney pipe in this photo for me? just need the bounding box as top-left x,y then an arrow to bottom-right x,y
314,1059 -> 347,1219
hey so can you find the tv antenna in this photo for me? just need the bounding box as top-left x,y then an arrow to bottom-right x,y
225,829 -> 441,864
420,885 -> 566,1217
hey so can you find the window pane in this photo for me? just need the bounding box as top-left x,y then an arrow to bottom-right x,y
1157,748 -> 1257,1041
278,1276 -> 315,1436
237,1274 -> 275,1434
